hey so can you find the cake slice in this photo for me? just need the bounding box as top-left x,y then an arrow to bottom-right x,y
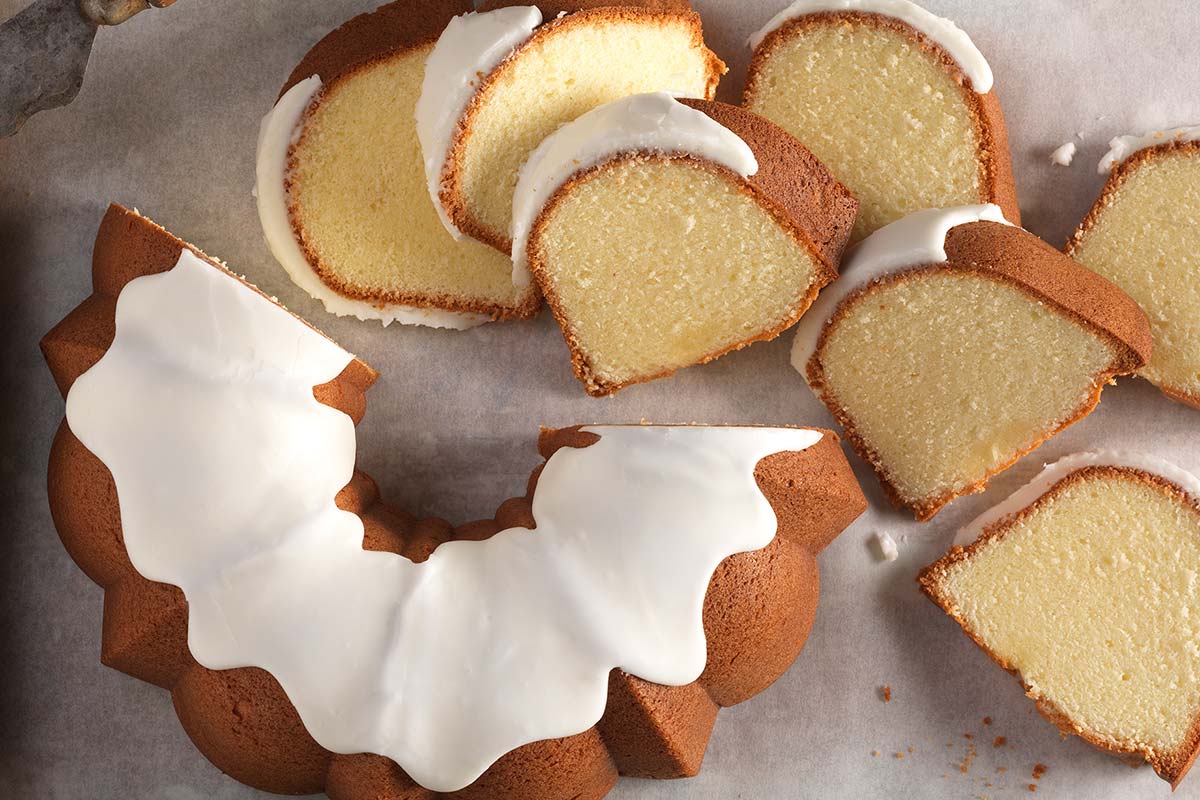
255,0 -> 539,329
519,93 -> 857,396
418,1 -> 725,253
743,0 -> 1019,243
792,206 -> 1152,520
920,452 -> 1200,787
1067,127 -> 1200,409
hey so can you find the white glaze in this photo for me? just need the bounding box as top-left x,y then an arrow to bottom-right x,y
255,77 -> 488,330
65,248 -> 821,792
1050,141 -> 1077,167
874,531 -> 899,562
790,204 -> 1012,376
747,0 -> 994,93
416,6 -> 542,238
510,92 -> 759,287
952,451 -> 1200,549
1098,125 -> 1200,174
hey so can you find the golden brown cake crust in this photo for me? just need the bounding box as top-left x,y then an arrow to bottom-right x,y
279,1 -> 541,322
439,4 -> 726,253
742,10 -> 1021,229
805,220 -> 1152,521
526,100 -> 858,397
1066,140 -> 1200,410
41,204 -> 868,800
918,466 -> 1200,786
280,0 -> 471,97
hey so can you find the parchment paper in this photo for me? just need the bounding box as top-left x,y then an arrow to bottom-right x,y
2,1 -> 1198,797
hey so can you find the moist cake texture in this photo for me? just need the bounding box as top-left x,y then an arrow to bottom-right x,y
427,1 -> 725,252
1068,139 -> 1200,409
793,208 -> 1152,520
743,1 -> 1018,242
525,96 -> 857,396
921,454 -> 1200,787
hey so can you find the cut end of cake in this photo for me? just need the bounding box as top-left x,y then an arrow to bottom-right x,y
438,5 -> 726,252
800,216 -> 1151,520
920,459 -> 1200,786
744,9 -> 1018,243
1068,140 -> 1200,409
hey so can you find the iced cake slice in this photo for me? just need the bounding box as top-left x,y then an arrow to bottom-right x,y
519,93 -> 857,396
743,0 -> 1018,242
920,452 -> 1200,787
792,206 -> 1152,520
1068,127 -> 1200,409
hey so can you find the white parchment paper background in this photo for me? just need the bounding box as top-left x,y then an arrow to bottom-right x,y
1,1 -> 1198,797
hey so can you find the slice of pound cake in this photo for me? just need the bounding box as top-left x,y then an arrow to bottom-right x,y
792,205 -> 1152,520
518,93 -> 858,396
257,0 -> 537,328
418,1 -> 725,252
1067,126 -> 1200,409
743,0 -> 1018,243
920,452 -> 1200,787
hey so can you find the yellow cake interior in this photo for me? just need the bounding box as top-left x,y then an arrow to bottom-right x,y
1070,148 -> 1200,402
460,15 -> 719,248
532,157 -> 823,394
929,471 -> 1200,767
288,46 -> 527,311
746,17 -> 984,242
816,272 -> 1119,513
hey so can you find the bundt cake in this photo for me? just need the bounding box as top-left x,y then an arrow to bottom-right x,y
519,92 -> 857,396
1067,126 -> 1200,409
743,0 -> 1019,243
256,0 -> 536,328
41,204 -> 868,798
417,1 -> 725,253
791,205 -> 1153,521
920,452 -> 1200,787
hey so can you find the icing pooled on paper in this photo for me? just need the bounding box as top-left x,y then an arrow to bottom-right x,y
65,249 -> 820,791
256,77 -> 488,329
748,0 -> 994,93
791,204 -> 1012,375
416,6 -> 543,238
510,92 -> 759,287
952,451 -> 1200,548
1098,125 -> 1200,174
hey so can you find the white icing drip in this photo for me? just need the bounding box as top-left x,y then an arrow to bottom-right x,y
952,451 -> 1200,549
1098,125 -> 1200,174
747,0 -> 994,93
790,204 -> 1012,376
1050,141 -> 1077,167
509,92 -> 759,287
873,531 -> 899,562
65,249 -> 821,791
416,6 -> 542,238
255,77 -> 488,330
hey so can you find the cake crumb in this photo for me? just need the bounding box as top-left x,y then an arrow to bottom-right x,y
1032,763 -> 1048,780
881,685 -> 892,702
1028,784 -> 1037,793
874,531 -> 899,561
964,733 -> 974,740
1050,141 -> 1077,166
993,736 -> 1007,748
895,752 -> 905,760
907,746 -> 915,754
983,716 -> 992,726
998,767 -> 1007,774
871,750 -> 880,757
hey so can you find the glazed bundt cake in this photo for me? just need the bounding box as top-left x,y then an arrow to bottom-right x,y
256,0 -> 536,328
920,452 -> 1200,787
791,205 -> 1153,521
519,93 -> 857,396
743,0 -> 1019,242
41,204 -> 867,798
418,1 -> 725,253
1067,127 -> 1200,409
